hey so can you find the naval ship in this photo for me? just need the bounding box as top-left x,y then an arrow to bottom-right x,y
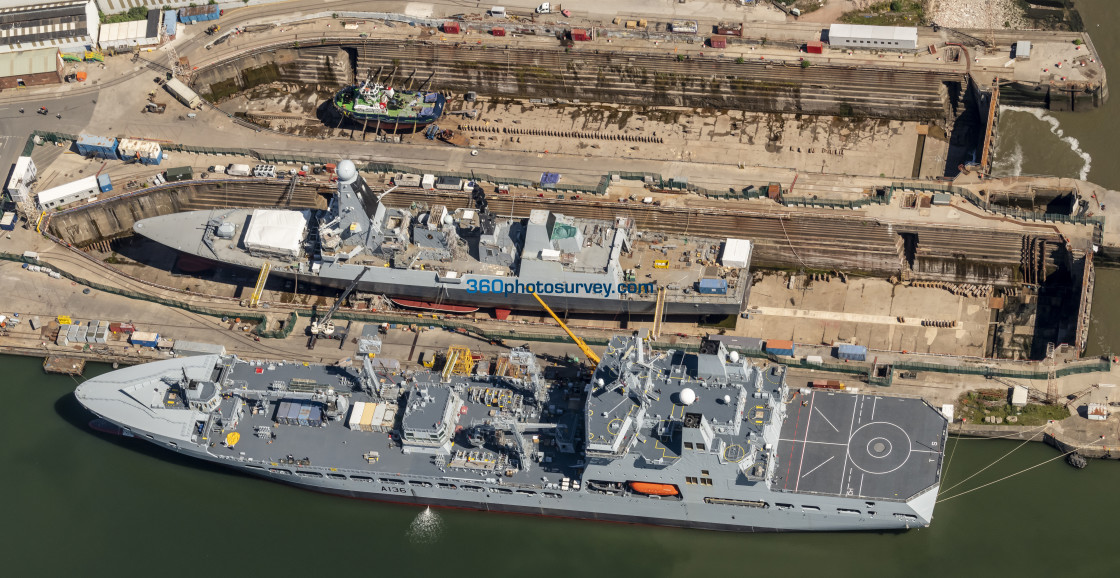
132,160 -> 750,316
75,334 -> 947,532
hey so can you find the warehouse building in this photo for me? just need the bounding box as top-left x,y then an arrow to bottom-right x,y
827,23 -> 917,51
0,46 -> 61,88
6,156 -> 37,203
36,175 -> 99,209
0,0 -> 99,54
97,9 -> 161,52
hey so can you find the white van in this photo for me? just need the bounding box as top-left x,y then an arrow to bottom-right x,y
489,6 -> 506,17
209,165 -> 226,174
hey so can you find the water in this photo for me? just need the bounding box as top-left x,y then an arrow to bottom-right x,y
4,354 -> 1119,576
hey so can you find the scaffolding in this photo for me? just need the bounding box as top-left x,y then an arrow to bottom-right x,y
441,345 -> 475,382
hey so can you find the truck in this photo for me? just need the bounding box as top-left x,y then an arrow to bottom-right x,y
226,164 -> 252,177
535,3 -> 570,16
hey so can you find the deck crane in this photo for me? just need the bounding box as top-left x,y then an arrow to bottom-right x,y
530,291 -> 600,365
308,266 -> 370,348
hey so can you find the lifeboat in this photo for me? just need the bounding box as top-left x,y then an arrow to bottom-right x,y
628,482 -> 680,496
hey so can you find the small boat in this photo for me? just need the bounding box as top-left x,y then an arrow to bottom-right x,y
628,481 -> 679,496
390,298 -> 479,314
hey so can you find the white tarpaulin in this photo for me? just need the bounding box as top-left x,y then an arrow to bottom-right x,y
244,210 -> 308,258
721,238 -> 752,269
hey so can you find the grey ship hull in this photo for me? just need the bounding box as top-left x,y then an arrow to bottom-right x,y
76,354 -> 941,533
101,429 -> 929,532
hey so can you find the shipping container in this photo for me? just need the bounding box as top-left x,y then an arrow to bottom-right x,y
670,20 -> 698,34
97,174 -> 112,193
163,78 -> 202,110
276,401 -> 292,424
805,355 -> 824,364
371,403 -> 388,432
491,27 -> 506,36
380,406 -> 397,431
811,380 -> 845,390
348,401 -> 366,430
806,40 -> 824,54
421,174 -> 436,190
286,401 -> 303,425
442,22 -> 460,34
835,343 -> 867,361
118,138 -> 163,165
297,405 -> 312,427
765,339 -> 795,356
307,406 -> 323,427
571,28 -> 591,41
0,212 -> 15,231
361,403 -> 377,432
178,5 -> 221,24
164,166 -> 194,182
76,134 -> 119,159
697,278 -> 728,295
393,173 -> 422,187
710,35 -> 727,49
435,176 -> 464,190
130,331 -> 160,347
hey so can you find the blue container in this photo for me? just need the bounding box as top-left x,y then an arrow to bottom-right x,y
836,343 -> 868,361
97,174 -> 112,193
76,134 -> 118,159
131,339 -> 159,348
307,406 -> 322,427
179,5 -> 220,24
698,278 -> 728,295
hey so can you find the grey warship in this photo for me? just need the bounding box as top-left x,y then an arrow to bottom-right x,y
75,335 -> 947,532
131,161 -> 751,316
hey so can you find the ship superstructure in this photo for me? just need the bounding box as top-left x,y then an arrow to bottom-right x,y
133,161 -> 751,315
76,335 -> 947,532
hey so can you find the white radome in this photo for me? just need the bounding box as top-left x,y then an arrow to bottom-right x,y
336,159 -> 358,184
680,387 -> 696,406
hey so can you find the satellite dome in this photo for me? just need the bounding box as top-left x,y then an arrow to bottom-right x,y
679,388 -> 696,406
723,395 -> 731,405
336,159 -> 358,184
729,351 -> 740,363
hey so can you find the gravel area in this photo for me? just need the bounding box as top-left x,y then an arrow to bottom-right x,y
929,0 -> 1028,30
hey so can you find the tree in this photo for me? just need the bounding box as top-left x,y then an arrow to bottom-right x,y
889,0 -> 903,11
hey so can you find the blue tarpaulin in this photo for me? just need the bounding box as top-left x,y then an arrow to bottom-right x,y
540,172 -> 561,184
424,93 -> 440,103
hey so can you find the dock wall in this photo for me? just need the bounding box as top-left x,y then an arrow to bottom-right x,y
191,39 -> 964,122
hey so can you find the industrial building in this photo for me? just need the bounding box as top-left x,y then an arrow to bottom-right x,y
827,24 -> 917,51
0,47 -> 62,89
36,175 -> 99,209
0,1 -> 99,54
97,9 -> 161,52
6,156 -> 37,203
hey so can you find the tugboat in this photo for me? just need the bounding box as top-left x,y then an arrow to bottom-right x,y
330,77 -> 445,130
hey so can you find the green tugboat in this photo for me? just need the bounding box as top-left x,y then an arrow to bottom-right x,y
331,79 -> 445,130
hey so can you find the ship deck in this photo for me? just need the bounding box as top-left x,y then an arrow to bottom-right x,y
215,361 -> 585,488
776,390 -> 946,502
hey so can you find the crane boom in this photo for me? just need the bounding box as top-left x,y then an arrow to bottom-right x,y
530,291 -> 600,365
319,266 -> 370,328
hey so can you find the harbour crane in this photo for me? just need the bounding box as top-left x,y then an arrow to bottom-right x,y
530,291 -> 600,365
307,266 -> 370,349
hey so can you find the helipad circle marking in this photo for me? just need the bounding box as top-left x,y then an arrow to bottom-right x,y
867,437 -> 892,459
846,421 -> 912,475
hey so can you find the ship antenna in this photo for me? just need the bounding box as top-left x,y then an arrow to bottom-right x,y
376,185 -> 398,203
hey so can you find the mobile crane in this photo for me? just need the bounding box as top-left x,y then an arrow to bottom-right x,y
307,266 -> 369,349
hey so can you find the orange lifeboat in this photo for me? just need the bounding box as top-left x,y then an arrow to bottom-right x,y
628,482 -> 679,496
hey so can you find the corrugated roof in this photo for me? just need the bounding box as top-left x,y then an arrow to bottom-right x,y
99,17 -> 159,44
0,47 -> 58,77
829,23 -> 917,43
0,0 -> 93,47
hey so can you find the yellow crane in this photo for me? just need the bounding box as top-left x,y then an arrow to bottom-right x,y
530,291 -> 600,365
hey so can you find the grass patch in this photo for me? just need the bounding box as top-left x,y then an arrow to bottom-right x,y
956,389 -> 1069,426
840,0 -> 924,26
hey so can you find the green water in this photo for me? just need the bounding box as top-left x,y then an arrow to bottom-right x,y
4,355 -> 1118,576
